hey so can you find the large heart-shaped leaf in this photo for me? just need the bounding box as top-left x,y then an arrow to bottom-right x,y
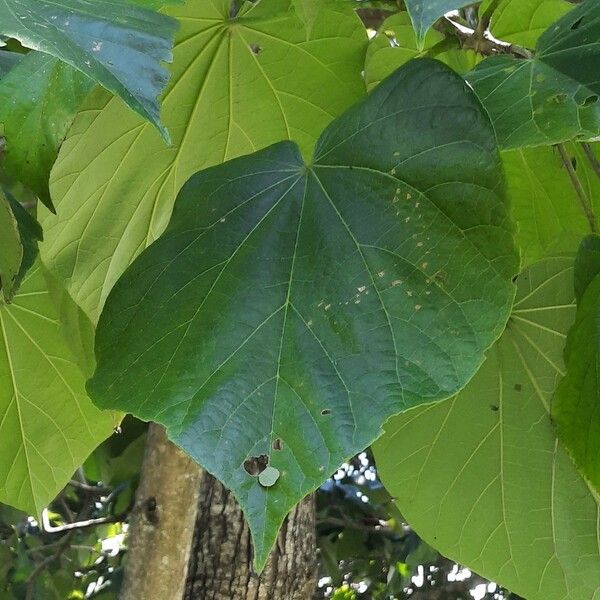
503,142 -> 600,266
0,264 -> 116,516
88,59 -> 518,569
40,0 -> 367,324
553,235 -> 600,494
0,53 -> 94,210
479,0 -> 574,48
374,256 -> 600,600
468,0 -> 600,149
0,0 -> 178,136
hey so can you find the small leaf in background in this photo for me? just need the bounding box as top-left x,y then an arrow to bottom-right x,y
503,142 -> 600,266
0,0 -> 179,138
553,234 -> 600,494
403,0 -> 473,48
364,11 -> 482,90
365,12 -> 444,91
40,0 -> 368,324
480,0 -> 574,48
88,59 -> 517,570
0,263 -> 116,516
374,256 -> 600,600
0,53 -> 94,210
468,0 -> 600,149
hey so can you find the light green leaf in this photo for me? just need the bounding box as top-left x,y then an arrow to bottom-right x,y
292,0 -> 320,32
480,0 -> 574,48
0,263 -> 116,516
503,142 -> 600,266
40,0 -> 367,324
0,190 -> 22,302
404,0 -> 472,48
374,256 -> 600,600
553,235 -> 600,495
88,59 -> 518,570
365,13 -> 482,91
0,53 -> 94,210
0,0 -> 179,137
468,1 -> 600,149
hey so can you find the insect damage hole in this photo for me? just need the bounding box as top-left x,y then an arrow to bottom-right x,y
243,454 -> 269,476
272,438 -> 283,451
321,408 -> 332,416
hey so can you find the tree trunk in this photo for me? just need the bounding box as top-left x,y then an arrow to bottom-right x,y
120,424 -> 202,600
184,470 -> 317,600
122,423 -> 318,600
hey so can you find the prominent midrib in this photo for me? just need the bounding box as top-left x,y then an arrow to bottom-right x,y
0,307 -> 35,512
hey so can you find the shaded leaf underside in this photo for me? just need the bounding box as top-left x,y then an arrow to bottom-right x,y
374,256 -> 600,600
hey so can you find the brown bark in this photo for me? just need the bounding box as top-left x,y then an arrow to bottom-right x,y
121,424 -> 202,600
184,470 -> 318,600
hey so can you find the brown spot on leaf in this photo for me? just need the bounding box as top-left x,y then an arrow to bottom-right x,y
243,454 -> 269,476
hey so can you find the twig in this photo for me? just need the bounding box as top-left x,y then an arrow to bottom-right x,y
557,144 -> 599,233
581,142 -> 600,181
69,479 -> 112,495
25,532 -> 74,600
42,508 -> 121,534
440,16 -> 532,58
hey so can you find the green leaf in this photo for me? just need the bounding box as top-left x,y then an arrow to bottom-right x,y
6,194 -> 43,297
364,12 -> 444,91
468,1 -> 600,149
553,235 -> 600,494
0,263 -> 116,516
404,0 -> 472,48
503,143 -> 600,266
574,233 -> 600,302
88,59 -> 518,570
0,192 -> 42,302
0,49 -> 21,78
40,0 -> 367,324
365,13 -> 482,91
0,190 -> 22,302
479,0 -> 574,48
0,0 -> 179,137
0,53 -> 94,210
374,256 -> 600,600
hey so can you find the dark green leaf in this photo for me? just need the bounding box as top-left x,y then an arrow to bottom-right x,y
0,191 -> 42,302
88,59 -> 518,569
404,1 -> 472,47
574,233 -> 600,302
553,234 -> 600,494
0,0 -> 179,137
0,190 -> 22,302
0,53 -> 94,210
468,0 -> 600,149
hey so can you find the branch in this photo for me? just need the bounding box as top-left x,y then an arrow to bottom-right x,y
557,144 -> 599,233
581,142 -> 600,181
